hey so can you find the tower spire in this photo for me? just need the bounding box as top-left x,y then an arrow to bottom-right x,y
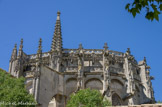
51,11 -> 62,52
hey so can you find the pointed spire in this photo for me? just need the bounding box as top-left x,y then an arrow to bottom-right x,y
18,39 -> 23,57
51,11 -> 62,52
11,44 -> 17,60
103,43 -> 108,50
37,38 -> 42,54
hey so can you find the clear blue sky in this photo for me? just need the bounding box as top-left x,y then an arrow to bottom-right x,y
0,0 -> 161,101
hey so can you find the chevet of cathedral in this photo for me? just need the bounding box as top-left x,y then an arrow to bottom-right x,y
9,11 -> 155,107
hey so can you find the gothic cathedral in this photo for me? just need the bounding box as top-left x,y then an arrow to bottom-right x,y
9,11 -> 155,107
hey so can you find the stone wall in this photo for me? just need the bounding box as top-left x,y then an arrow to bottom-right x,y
38,65 -> 64,107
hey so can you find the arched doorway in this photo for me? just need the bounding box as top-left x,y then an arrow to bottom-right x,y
112,93 -> 122,106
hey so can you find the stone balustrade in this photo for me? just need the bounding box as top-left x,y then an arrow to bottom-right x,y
27,49 -> 124,59
63,49 -> 124,57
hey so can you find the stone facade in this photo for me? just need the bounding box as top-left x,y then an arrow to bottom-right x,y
9,11 -> 155,107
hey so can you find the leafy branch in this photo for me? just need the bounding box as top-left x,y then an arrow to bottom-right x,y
125,0 -> 162,21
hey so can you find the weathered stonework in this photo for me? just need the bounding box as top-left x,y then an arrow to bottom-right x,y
9,11 -> 155,107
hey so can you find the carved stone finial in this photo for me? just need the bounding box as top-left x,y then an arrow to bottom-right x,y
19,38 -> 23,51
144,57 -> 146,63
18,38 -> 23,58
57,11 -> 60,15
57,11 -> 61,20
11,43 -> 17,60
78,44 -> 83,50
21,38 -> 23,44
126,48 -> 130,55
143,56 -> 147,65
37,38 -> 42,54
14,44 -> 17,49
103,43 -> 108,50
103,43 -> 109,56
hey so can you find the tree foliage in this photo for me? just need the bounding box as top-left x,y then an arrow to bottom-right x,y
157,100 -> 162,103
0,68 -> 36,107
125,0 -> 162,21
67,88 -> 112,107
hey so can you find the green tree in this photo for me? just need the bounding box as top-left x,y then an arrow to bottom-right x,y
157,100 -> 162,103
125,0 -> 162,21
67,88 -> 112,107
0,68 -> 36,107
